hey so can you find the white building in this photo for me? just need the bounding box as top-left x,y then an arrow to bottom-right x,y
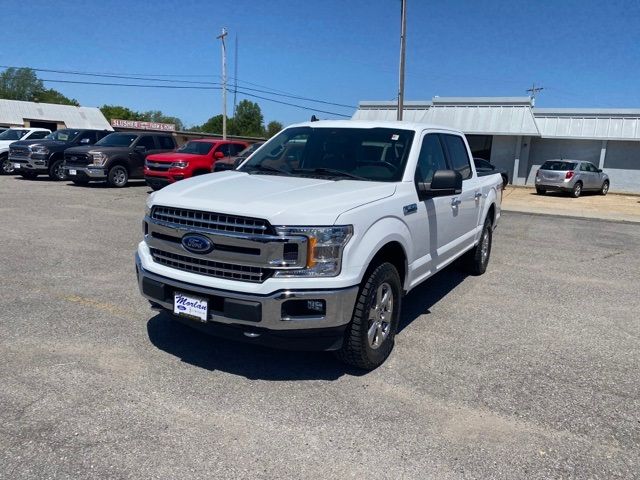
0,99 -> 112,132
353,97 -> 640,193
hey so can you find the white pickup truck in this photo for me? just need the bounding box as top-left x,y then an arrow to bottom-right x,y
136,120 -> 502,369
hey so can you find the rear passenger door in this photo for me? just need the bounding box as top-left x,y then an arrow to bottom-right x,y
440,134 -> 482,252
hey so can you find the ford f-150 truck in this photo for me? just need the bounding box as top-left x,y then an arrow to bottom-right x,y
144,139 -> 248,190
136,121 -> 502,369
9,128 -> 110,180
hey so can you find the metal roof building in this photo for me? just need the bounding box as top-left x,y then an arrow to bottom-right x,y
353,97 -> 640,193
0,99 -> 112,131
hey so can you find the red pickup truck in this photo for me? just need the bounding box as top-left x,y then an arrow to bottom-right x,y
144,139 -> 248,190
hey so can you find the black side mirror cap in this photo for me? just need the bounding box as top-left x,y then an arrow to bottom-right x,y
418,169 -> 463,199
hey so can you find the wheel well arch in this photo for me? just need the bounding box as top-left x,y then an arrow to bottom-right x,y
487,203 -> 496,226
108,158 -> 130,172
367,241 -> 407,290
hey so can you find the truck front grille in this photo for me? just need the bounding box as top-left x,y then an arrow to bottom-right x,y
9,146 -> 30,158
145,161 -> 171,171
151,206 -> 272,236
64,153 -> 91,165
150,248 -> 270,283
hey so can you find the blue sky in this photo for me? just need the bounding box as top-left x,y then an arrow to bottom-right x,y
2,0 -> 639,128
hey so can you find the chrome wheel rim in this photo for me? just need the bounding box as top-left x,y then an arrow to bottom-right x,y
54,162 -> 64,179
367,282 -> 394,349
2,158 -> 13,174
603,183 -> 609,194
113,167 -> 126,185
481,229 -> 490,263
575,184 -> 581,195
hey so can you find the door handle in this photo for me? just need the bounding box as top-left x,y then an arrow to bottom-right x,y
474,192 -> 483,199
451,198 -> 462,207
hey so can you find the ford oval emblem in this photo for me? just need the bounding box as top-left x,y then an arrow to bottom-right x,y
181,234 -> 214,254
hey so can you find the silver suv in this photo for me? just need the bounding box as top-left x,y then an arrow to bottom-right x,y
535,160 -> 610,198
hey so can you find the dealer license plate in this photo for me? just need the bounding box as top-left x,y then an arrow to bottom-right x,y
69,169 -> 77,176
174,292 -> 208,322
14,163 -> 20,169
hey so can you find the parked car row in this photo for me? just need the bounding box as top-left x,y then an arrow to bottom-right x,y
0,126 -> 261,188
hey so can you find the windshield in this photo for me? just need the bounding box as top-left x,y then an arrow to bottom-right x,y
177,141 -> 214,155
541,161 -> 576,171
95,133 -> 138,147
0,129 -> 28,141
239,127 -> 415,182
45,129 -> 82,142
238,142 -> 264,158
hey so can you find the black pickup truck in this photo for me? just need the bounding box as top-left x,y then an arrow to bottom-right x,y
9,129 -> 110,180
63,132 -> 176,187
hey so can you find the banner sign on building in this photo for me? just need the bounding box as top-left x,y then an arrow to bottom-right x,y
111,119 -> 176,131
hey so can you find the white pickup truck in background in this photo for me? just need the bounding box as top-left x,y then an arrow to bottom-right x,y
136,121 -> 502,369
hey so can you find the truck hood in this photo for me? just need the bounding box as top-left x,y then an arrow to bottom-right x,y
65,145 -> 129,155
11,139 -> 70,148
146,152 -> 205,162
151,171 -> 396,225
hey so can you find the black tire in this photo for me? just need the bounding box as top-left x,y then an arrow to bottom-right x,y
600,180 -> 610,196
72,179 -> 90,186
48,158 -> 66,181
571,181 -> 582,198
464,215 -> 493,276
107,164 -> 128,188
0,154 -> 14,175
535,187 -> 546,195
334,262 -> 402,370
20,172 -> 38,179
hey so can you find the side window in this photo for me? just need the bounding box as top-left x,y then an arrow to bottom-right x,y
78,131 -> 97,144
442,134 -> 472,180
579,163 -> 589,171
136,136 -> 156,150
217,144 -> 231,157
28,131 -> 49,140
97,131 -> 110,141
415,134 -> 447,183
158,136 -> 176,150
588,163 -> 599,172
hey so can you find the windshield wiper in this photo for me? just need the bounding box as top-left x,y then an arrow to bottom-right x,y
244,164 -> 291,176
291,167 -> 367,181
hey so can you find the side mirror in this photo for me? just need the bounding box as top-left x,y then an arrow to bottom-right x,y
214,162 -> 234,172
597,168 -> 603,173
417,169 -> 463,199
80,138 -> 91,144
214,151 -> 225,159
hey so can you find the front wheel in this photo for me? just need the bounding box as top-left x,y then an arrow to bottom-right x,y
107,165 -> 128,187
600,180 -> 609,195
48,159 -> 66,181
1,154 -> 14,175
334,262 -> 402,370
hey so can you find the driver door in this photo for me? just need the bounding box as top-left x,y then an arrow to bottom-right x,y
130,135 -> 157,177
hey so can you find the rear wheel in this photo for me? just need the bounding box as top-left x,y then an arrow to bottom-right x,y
600,180 -> 609,195
464,216 -> 493,275
334,262 -> 401,370
1,154 -> 14,175
535,187 -> 546,195
571,181 -> 582,198
107,165 -> 128,187
48,159 -> 66,181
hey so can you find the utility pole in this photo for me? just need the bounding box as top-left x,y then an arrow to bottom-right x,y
526,83 -> 544,107
233,34 -> 238,116
217,27 -> 228,139
397,0 -> 407,121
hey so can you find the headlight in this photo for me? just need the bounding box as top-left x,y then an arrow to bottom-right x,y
171,160 -> 189,168
31,146 -> 49,155
91,152 -> 108,165
273,225 -> 353,277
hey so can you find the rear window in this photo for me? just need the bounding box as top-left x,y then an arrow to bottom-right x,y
541,161 -> 576,171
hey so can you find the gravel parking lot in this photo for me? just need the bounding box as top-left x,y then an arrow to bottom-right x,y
1,175 -> 639,479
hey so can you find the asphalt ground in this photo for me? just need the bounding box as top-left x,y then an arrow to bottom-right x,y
0,175 -> 638,479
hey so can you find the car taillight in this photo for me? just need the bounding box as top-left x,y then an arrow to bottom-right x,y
565,171 -> 574,180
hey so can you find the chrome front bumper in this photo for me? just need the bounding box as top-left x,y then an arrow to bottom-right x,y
10,155 -> 47,172
64,166 -> 107,179
135,253 -> 359,332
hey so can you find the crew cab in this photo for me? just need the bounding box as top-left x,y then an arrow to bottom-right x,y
0,127 -> 51,175
144,139 -> 248,190
63,132 -> 176,187
135,121 -> 502,369
9,128 -> 110,180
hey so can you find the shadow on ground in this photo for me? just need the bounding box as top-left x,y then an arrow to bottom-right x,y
66,180 -> 148,188
147,267 -> 468,380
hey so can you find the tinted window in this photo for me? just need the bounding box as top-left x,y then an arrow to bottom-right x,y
416,134 -> 447,183
77,131 -> 97,144
217,144 -> 231,157
96,133 -> 138,147
229,143 -> 245,155
28,131 -> 50,140
0,129 -> 28,140
158,136 -> 175,150
136,136 -> 156,150
177,141 -> 214,155
45,129 -> 81,142
587,162 -> 599,172
474,158 -> 493,170
442,134 -> 472,179
541,161 -> 576,171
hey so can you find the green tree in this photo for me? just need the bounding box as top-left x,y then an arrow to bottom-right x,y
100,105 -> 145,122
141,110 -> 184,131
35,88 -> 79,106
231,100 -> 264,137
191,114 -> 236,135
266,121 -> 283,138
0,67 -> 79,105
